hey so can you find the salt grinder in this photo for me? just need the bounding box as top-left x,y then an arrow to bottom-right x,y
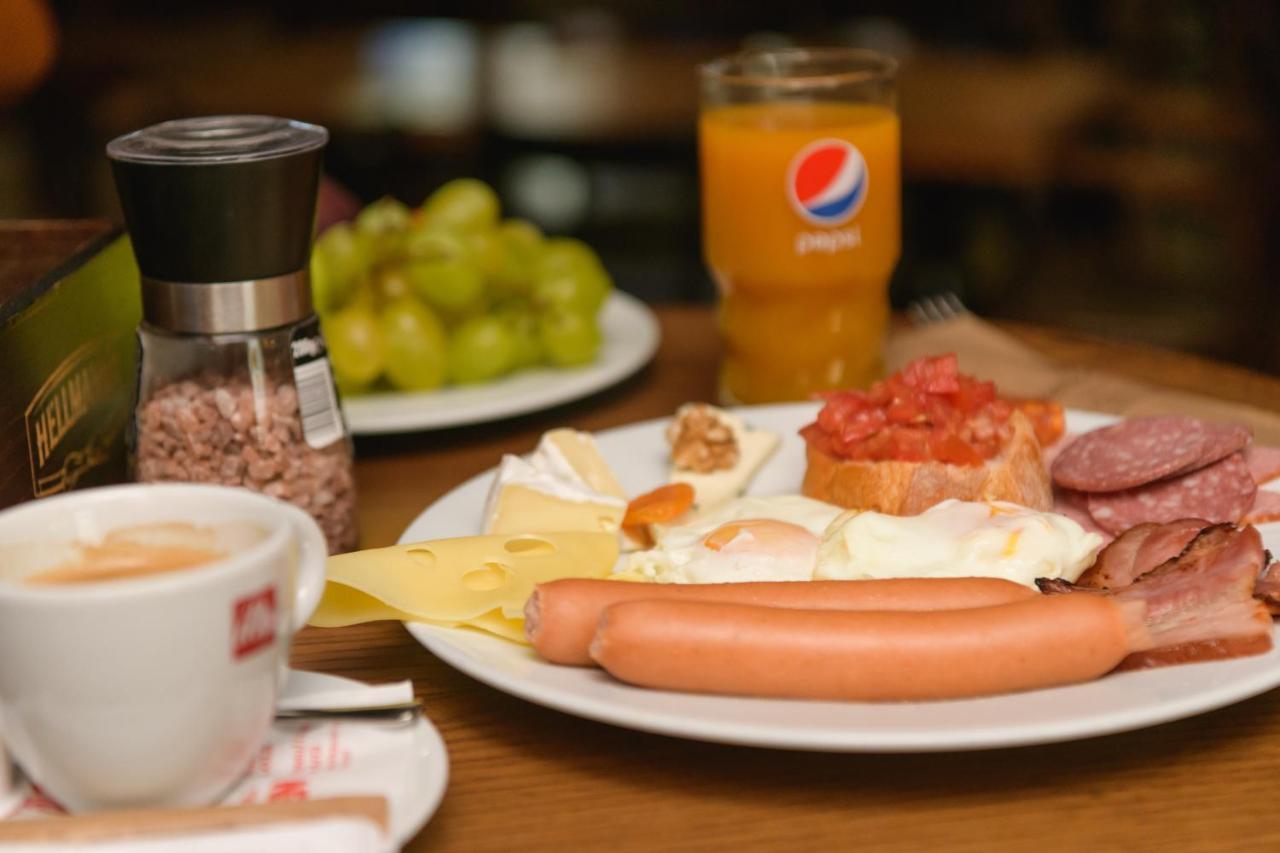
108,115 -> 356,553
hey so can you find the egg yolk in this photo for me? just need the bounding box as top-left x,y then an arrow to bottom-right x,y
702,519 -> 817,553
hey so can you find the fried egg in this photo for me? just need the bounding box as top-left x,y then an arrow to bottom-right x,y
815,499 -> 1103,588
625,494 -> 844,583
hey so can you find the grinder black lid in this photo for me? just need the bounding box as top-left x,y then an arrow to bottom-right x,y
107,115 -> 328,284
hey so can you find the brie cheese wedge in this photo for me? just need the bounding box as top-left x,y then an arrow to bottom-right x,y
530,428 -> 627,500
483,454 -> 625,537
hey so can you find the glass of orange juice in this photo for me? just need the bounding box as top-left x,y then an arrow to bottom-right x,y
699,48 -> 900,403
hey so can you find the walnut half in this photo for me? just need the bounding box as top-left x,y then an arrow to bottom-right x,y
667,404 -> 740,474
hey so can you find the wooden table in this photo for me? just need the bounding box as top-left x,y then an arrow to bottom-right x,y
293,306 -> 1280,852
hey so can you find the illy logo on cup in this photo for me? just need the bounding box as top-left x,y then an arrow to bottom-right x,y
233,587 -> 278,660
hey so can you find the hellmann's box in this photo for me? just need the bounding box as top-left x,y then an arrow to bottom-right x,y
0,221 -> 141,509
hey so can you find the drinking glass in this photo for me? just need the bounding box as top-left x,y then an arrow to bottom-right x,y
700,47 -> 900,403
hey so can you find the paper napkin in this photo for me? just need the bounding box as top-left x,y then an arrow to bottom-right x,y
276,670 -> 414,713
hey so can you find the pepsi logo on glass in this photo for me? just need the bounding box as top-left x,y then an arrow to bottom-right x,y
786,139 -> 869,227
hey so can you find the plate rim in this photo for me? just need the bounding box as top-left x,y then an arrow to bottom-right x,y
398,403 -> 1280,752
342,290 -> 660,435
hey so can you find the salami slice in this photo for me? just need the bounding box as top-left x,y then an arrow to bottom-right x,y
1244,489 -> 1280,525
1173,422 -> 1251,475
1086,452 -> 1257,535
1051,416 -> 1208,493
1040,432 -> 1076,471
1245,445 -> 1280,486
1051,487 -> 1112,540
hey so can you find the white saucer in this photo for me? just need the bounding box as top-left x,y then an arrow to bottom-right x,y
0,672 -> 448,844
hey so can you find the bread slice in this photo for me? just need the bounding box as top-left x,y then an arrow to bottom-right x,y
801,410 -> 1052,514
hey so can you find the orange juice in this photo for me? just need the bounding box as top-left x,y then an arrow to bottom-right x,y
700,102 -> 900,403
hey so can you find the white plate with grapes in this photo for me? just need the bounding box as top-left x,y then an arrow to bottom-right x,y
339,290 -> 659,434
314,184 -> 662,435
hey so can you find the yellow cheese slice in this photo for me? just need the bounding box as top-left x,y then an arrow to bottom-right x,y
309,531 -> 618,639
458,609 -> 527,642
311,583 -> 419,627
312,584 -> 527,642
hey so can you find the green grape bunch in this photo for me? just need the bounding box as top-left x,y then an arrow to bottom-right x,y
311,178 -> 613,395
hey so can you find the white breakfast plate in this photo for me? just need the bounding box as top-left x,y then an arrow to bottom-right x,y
342,291 -> 660,434
400,404 -> 1280,752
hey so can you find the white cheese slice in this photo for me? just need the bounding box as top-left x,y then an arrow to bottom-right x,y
669,406 -> 780,511
483,454 -> 625,537
530,428 -> 627,500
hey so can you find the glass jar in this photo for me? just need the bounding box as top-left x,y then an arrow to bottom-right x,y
133,323 -> 357,553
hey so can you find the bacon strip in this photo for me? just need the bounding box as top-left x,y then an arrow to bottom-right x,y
1134,519 -> 1211,581
1116,635 -> 1274,671
1074,523 -> 1159,589
1110,524 -> 1270,651
1254,553 -> 1280,615
1075,519 -> 1208,590
1039,524 -> 1273,668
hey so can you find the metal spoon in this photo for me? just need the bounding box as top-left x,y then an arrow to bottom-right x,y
273,699 -> 422,723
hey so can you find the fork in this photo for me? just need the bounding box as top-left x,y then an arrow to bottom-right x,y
906,291 -> 969,326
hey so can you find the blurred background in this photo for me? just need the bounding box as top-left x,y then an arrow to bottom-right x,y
3,0 -> 1279,374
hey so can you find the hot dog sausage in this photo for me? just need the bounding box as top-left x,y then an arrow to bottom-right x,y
526,577 -> 1037,666
589,595 -> 1142,701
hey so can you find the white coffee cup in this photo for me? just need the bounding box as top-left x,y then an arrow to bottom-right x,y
0,483 -> 326,812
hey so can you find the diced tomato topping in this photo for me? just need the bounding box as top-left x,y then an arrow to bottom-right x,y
884,397 -> 922,425
900,353 -> 962,394
838,407 -> 887,444
799,354 -> 1028,466
929,431 -> 984,466
1009,398 -> 1066,446
883,427 -> 932,462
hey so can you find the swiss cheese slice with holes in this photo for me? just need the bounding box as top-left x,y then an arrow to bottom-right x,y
309,531 -> 618,639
